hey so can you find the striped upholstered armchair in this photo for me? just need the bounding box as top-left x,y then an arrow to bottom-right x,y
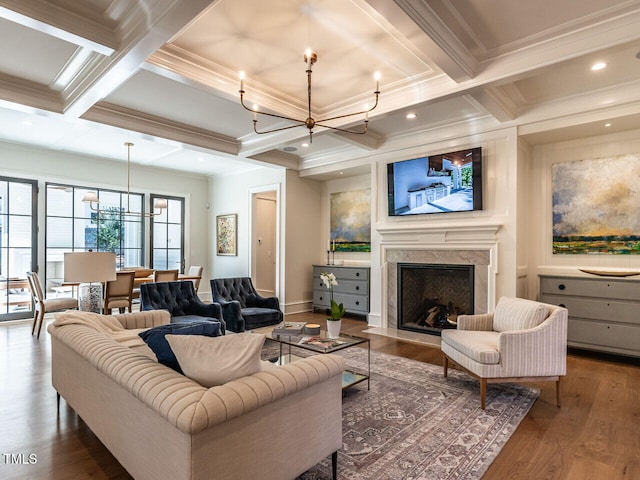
441,297 -> 568,409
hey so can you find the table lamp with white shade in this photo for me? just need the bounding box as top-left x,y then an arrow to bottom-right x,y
64,252 -> 117,313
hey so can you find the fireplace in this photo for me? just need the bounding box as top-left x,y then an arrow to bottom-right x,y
397,263 -> 474,335
384,247 -> 492,337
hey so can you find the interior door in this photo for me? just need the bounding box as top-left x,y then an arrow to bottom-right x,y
252,191 -> 277,297
0,177 -> 37,321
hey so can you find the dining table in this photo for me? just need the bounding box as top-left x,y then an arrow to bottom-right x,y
63,274 -> 201,293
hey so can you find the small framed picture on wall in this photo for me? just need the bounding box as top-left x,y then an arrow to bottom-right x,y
216,213 -> 237,256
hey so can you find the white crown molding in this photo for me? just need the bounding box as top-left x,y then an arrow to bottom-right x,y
0,73 -> 62,113
0,0 -> 117,54
148,45 -> 315,121
82,102 -> 239,156
517,79 -> 640,128
475,10 -> 640,84
483,3 -> 640,60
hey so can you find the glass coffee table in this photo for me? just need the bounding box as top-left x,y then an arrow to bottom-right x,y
269,330 -> 370,390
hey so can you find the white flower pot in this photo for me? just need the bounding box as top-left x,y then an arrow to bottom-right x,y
326,319 -> 342,339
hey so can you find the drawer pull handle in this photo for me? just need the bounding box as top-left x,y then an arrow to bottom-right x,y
319,296 -> 323,301
355,301 -> 359,305
558,284 -> 566,290
356,272 -> 360,277
356,286 -> 360,291
559,304 -> 566,308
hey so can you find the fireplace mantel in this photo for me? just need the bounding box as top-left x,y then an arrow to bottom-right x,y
378,221 -> 502,331
376,221 -> 502,245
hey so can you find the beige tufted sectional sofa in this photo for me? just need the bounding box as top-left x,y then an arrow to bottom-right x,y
48,310 -> 345,480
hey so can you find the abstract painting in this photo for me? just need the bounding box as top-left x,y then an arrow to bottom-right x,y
216,214 -> 237,256
330,189 -> 371,252
552,153 -> 640,254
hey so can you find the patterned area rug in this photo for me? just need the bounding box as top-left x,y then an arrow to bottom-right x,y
263,341 -> 539,480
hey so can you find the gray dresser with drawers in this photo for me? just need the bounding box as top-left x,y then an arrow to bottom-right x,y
313,265 -> 370,317
539,274 -> 640,358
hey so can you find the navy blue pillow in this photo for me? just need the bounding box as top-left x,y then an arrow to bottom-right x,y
139,321 -> 221,373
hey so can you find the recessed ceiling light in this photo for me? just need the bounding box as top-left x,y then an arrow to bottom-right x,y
301,143 -> 309,148
283,146 -> 297,152
406,113 -> 417,119
197,156 -> 204,162
591,62 -> 607,71
339,171 -> 344,175
604,123 -> 611,127
22,120 -> 32,126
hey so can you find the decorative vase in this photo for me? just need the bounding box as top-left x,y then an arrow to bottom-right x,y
326,319 -> 342,339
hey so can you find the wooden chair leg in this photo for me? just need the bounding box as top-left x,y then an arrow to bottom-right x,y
443,353 -> 449,377
31,310 -> 39,335
35,310 -> 45,338
331,451 -> 337,480
480,378 -> 487,410
556,377 -> 562,407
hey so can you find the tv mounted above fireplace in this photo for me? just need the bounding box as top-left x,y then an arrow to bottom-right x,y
387,146 -> 483,216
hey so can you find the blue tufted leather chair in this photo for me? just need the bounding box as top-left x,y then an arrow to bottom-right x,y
210,277 -> 283,332
140,281 -> 225,333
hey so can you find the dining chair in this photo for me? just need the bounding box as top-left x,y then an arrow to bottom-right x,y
187,265 -> 203,292
103,271 -> 135,314
26,271 -> 78,338
153,269 -> 179,282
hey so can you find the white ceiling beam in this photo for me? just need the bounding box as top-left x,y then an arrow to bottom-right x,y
82,102 -> 239,156
333,129 -> 382,151
364,0 -> 477,82
0,1 -> 116,55
246,150 -> 300,170
467,88 -> 518,123
62,0 -> 217,118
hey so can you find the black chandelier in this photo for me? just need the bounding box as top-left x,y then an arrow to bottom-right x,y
239,49 -> 380,143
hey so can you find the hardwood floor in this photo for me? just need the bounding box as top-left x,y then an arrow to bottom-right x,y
1,312 -> 638,479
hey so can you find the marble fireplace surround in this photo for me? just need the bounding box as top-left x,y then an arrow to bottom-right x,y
374,223 -> 502,344
386,249 -> 491,330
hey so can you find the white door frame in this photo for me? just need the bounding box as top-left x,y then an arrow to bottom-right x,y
248,184 -> 281,302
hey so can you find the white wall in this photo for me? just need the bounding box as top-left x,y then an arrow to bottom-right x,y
527,128 -> 640,297
283,169 -> 323,314
0,141 -> 211,292
209,167 -> 322,315
209,167 -> 284,279
517,138 -> 533,298
321,173 -> 372,266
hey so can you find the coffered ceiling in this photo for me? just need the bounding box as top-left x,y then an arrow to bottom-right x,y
0,0 -> 639,177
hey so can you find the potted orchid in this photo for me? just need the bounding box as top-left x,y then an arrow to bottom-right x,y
320,271 -> 346,338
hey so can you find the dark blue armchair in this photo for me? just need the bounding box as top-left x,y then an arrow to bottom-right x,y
210,277 -> 283,332
140,281 -> 225,333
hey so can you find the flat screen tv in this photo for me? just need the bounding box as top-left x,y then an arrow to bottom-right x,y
387,146 -> 483,216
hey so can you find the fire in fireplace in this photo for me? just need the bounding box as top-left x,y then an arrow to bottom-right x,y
397,263 -> 474,335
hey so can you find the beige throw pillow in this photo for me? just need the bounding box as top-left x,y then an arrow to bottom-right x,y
166,333 -> 266,387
